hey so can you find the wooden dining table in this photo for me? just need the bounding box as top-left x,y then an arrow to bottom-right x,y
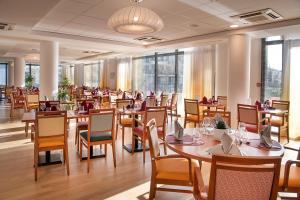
166,128 -> 285,162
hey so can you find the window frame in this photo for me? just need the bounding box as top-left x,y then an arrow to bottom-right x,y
133,50 -> 184,93
261,38 -> 284,101
0,63 -> 8,86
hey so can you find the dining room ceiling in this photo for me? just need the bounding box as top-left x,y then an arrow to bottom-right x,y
0,0 -> 300,61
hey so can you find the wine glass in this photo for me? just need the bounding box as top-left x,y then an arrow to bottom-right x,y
202,117 -> 211,135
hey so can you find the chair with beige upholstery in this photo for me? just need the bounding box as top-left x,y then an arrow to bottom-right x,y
25,94 -> 39,111
5,86 -> 14,103
147,119 -> 198,200
160,94 -> 169,106
216,96 -> 227,111
34,111 -> 69,181
79,108 -> 116,173
237,104 -> 269,133
184,99 -> 201,128
146,96 -> 157,107
193,154 -> 281,200
279,145 -> 300,196
132,106 -> 167,163
167,93 -> 178,122
203,110 -> 231,127
116,99 -> 134,147
270,100 -> 290,143
10,92 -> 25,117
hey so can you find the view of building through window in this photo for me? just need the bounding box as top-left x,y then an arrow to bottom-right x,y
84,62 -> 101,87
25,64 -> 40,87
262,37 -> 283,101
0,63 -> 7,86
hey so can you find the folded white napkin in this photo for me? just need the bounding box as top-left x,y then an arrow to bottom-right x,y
260,125 -> 273,148
207,133 -> 242,156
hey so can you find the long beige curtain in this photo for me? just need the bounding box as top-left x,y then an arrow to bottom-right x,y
117,57 -> 132,91
183,46 -> 215,99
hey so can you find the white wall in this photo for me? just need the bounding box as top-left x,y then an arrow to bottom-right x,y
249,38 -> 262,103
215,42 -> 229,97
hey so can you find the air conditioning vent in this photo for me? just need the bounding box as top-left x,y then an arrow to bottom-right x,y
231,9 -> 282,24
135,36 -> 163,43
0,22 -> 15,31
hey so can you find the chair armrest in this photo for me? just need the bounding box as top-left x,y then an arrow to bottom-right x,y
282,160 -> 300,188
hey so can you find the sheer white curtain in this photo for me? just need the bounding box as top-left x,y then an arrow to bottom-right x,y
180,45 -> 215,114
286,39 -> 300,139
117,57 -> 132,91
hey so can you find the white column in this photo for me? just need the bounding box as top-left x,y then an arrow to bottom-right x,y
40,41 -> 59,99
228,34 -> 251,128
7,61 -> 14,86
215,42 -> 229,97
14,57 -> 25,87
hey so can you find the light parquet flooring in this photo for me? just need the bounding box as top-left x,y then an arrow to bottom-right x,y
0,102 -> 299,200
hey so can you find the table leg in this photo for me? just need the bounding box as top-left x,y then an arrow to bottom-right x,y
81,145 -> 106,160
38,151 -> 62,166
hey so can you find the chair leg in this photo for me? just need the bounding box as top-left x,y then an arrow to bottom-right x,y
122,126 -> 125,147
116,123 -> 119,140
112,141 -> 116,168
65,146 -> 70,176
87,145 -> 90,173
25,122 -> 28,137
143,140 -> 146,164
132,133 -> 135,154
79,139 -> 83,161
63,147 -> 66,165
170,110 -> 173,122
105,144 -> 107,157
163,141 -> 167,155
34,148 -> 38,181
184,119 -> 187,128
149,176 -> 156,200
175,108 -> 178,120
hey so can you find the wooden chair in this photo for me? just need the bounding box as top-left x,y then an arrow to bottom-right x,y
237,104 -> 269,133
146,96 -> 156,107
184,99 -> 201,128
25,94 -> 39,112
216,96 -> 227,111
5,86 -> 14,103
147,119 -> 198,199
167,93 -> 178,122
203,110 -> 231,127
75,99 -> 95,151
132,106 -> 167,163
79,108 -> 116,173
193,154 -> 282,200
160,94 -> 169,106
109,93 -> 118,104
279,145 -> 300,196
34,111 -> 69,181
10,92 -> 25,117
116,99 -> 134,147
270,100 -> 290,143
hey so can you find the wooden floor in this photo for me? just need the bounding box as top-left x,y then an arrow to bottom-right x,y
0,102 -> 299,200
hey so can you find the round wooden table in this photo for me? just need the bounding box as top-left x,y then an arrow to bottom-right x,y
166,128 -> 285,162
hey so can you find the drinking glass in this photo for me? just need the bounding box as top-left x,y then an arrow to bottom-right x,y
202,117 -> 210,135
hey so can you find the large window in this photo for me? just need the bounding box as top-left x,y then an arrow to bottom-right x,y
25,64 -> 40,87
133,50 -> 184,95
0,63 -> 7,86
59,64 -> 74,85
261,37 -> 283,101
84,62 -> 101,87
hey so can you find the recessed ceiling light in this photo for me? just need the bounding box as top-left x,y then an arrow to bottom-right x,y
230,24 -> 239,28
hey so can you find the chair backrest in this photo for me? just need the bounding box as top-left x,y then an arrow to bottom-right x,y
109,94 -> 118,104
207,155 -> 281,200
184,99 -> 200,115
217,96 -> 227,108
160,95 -> 169,106
26,94 -> 39,104
39,101 -> 61,111
272,100 -> 289,112
35,111 -> 67,138
88,108 -> 115,141
237,104 -> 258,125
203,110 -> 231,127
146,96 -> 156,107
5,86 -> 14,97
146,119 -> 161,159
116,99 -> 133,109
171,93 -> 178,106
145,106 -> 167,128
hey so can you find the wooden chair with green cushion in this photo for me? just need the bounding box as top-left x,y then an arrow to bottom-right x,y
146,119 -> 199,200
79,108 -> 116,173
279,145 -> 300,197
167,93 -> 178,122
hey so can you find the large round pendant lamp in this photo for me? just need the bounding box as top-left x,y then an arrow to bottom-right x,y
107,0 -> 164,35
